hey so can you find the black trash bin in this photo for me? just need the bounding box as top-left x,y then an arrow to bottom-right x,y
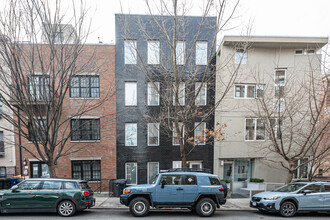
0,178 -> 4,189
112,179 -> 127,197
2,178 -> 12,189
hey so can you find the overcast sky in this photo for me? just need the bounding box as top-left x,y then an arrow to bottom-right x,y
81,0 -> 330,44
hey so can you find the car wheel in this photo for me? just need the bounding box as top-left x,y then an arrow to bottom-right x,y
280,201 -> 296,217
129,197 -> 150,217
57,200 -> 76,217
196,198 -> 216,217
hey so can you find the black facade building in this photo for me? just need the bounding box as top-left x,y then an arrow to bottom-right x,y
115,14 -> 216,184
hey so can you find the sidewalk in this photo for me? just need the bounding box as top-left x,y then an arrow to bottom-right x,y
93,194 -> 254,211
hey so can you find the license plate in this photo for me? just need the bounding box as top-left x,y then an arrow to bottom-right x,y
252,202 -> 256,206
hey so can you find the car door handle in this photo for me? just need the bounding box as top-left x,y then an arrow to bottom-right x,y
176,188 -> 184,190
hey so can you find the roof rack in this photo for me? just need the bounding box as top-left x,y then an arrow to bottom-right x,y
165,168 -> 212,174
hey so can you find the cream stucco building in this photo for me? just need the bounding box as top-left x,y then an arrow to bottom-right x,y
214,36 -> 328,193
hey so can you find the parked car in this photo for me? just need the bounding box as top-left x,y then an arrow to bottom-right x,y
250,181 -> 330,217
120,169 -> 227,217
0,178 -> 95,217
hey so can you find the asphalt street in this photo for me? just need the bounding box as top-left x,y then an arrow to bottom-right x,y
0,209 -> 329,219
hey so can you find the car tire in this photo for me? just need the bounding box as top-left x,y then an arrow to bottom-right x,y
57,200 -> 76,217
196,198 -> 216,217
129,197 -> 150,217
280,201 -> 296,217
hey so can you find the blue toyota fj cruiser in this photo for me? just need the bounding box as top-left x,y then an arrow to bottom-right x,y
120,169 -> 227,217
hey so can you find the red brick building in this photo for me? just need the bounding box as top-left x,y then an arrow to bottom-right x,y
13,44 -> 116,192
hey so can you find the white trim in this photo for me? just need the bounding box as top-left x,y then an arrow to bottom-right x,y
70,115 -> 101,119
189,161 -> 203,168
70,140 -> 100,143
234,84 -> 258,99
172,161 -> 182,168
274,69 -> 286,86
125,123 -> 137,146
295,49 -> 303,55
147,162 -> 159,184
244,118 -> 266,141
125,82 -> 137,106
147,40 -> 160,65
235,48 -> 247,64
176,41 -> 185,65
173,122 -> 184,146
124,40 -> 137,65
173,83 -> 185,106
196,41 -> 208,66
73,72 -> 100,76
147,123 -> 160,146
125,162 -> 138,185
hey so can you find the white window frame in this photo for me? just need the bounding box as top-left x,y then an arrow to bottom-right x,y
125,123 -> 137,146
293,158 -> 309,180
235,48 -> 247,64
173,122 -> 184,146
172,161 -> 182,168
295,49 -> 303,55
147,82 -> 160,106
194,122 -> 206,145
196,41 -> 208,65
147,162 -> 159,184
147,123 -> 159,146
124,40 -> 137,64
274,69 -> 286,86
176,41 -> 185,65
173,83 -> 185,106
234,84 -> 263,99
148,40 -> 160,65
125,162 -> 138,185
189,161 -> 203,168
244,118 -> 266,141
195,82 -> 207,106
305,49 -> 315,55
269,118 -> 284,140
125,82 -> 137,106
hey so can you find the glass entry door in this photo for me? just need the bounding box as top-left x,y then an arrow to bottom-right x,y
224,163 -> 233,182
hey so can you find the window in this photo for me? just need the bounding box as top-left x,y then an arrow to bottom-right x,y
70,76 -> 99,98
234,160 -> 251,182
124,40 -> 137,64
176,41 -> 185,65
172,161 -> 182,168
196,41 -> 207,65
0,167 -> 6,178
275,85 -> 285,99
235,48 -> 247,64
148,41 -> 160,64
63,181 -> 78,189
301,184 -> 322,193
71,119 -> 100,141
195,82 -> 207,106
269,119 -> 283,139
30,162 -> 49,178
147,123 -> 159,146
28,75 -> 49,101
28,119 -> 46,141
173,83 -> 185,106
125,82 -> 137,106
72,160 -> 101,181
306,49 -> 315,55
194,122 -> 206,145
125,163 -> 137,185
324,184 -> 330,192
235,84 -> 263,99
147,82 -> 159,106
245,118 -> 265,141
159,175 -> 182,185
275,69 -> 286,85
125,123 -> 137,146
41,181 -> 61,190
184,175 -> 197,185
293,158 -> 308,179
173,122 -> 183,145
0,131 -> 3,154
54,32 -> 64,43
209,177 -> 220,185
295,49 -> 303,55
147,162 -> 159,184
18,180 -> 42,190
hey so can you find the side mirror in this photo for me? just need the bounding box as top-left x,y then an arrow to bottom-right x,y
161,180 -> 166,189
10,185 -> 19,192
303,190 -> 312,195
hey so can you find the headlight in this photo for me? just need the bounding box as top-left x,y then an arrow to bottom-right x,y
264,196 -> 281,200
123,189 -> 131,194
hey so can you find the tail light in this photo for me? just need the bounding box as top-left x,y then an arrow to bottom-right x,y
219,187 -> 224,191
83,191 -> 90,196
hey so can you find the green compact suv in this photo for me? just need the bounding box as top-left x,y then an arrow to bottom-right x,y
0,178 -> 95,217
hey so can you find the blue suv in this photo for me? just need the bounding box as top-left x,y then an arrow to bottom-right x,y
120,169 -> 227,217
250,181 -> 330,217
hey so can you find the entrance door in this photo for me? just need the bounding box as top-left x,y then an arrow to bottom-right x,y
224,163 -> 232,182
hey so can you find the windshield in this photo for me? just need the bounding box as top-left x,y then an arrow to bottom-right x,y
152,174 -> 159,184
273,183 -> 307,192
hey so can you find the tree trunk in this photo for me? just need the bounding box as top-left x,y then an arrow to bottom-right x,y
48,162 -> 57,178
286,171 -> 293,184
181,142 -> 187,168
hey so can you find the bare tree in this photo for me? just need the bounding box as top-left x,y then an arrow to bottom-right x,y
0,0 -> 115,177
119,0 -> 241,168
253,48 -> 330,183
